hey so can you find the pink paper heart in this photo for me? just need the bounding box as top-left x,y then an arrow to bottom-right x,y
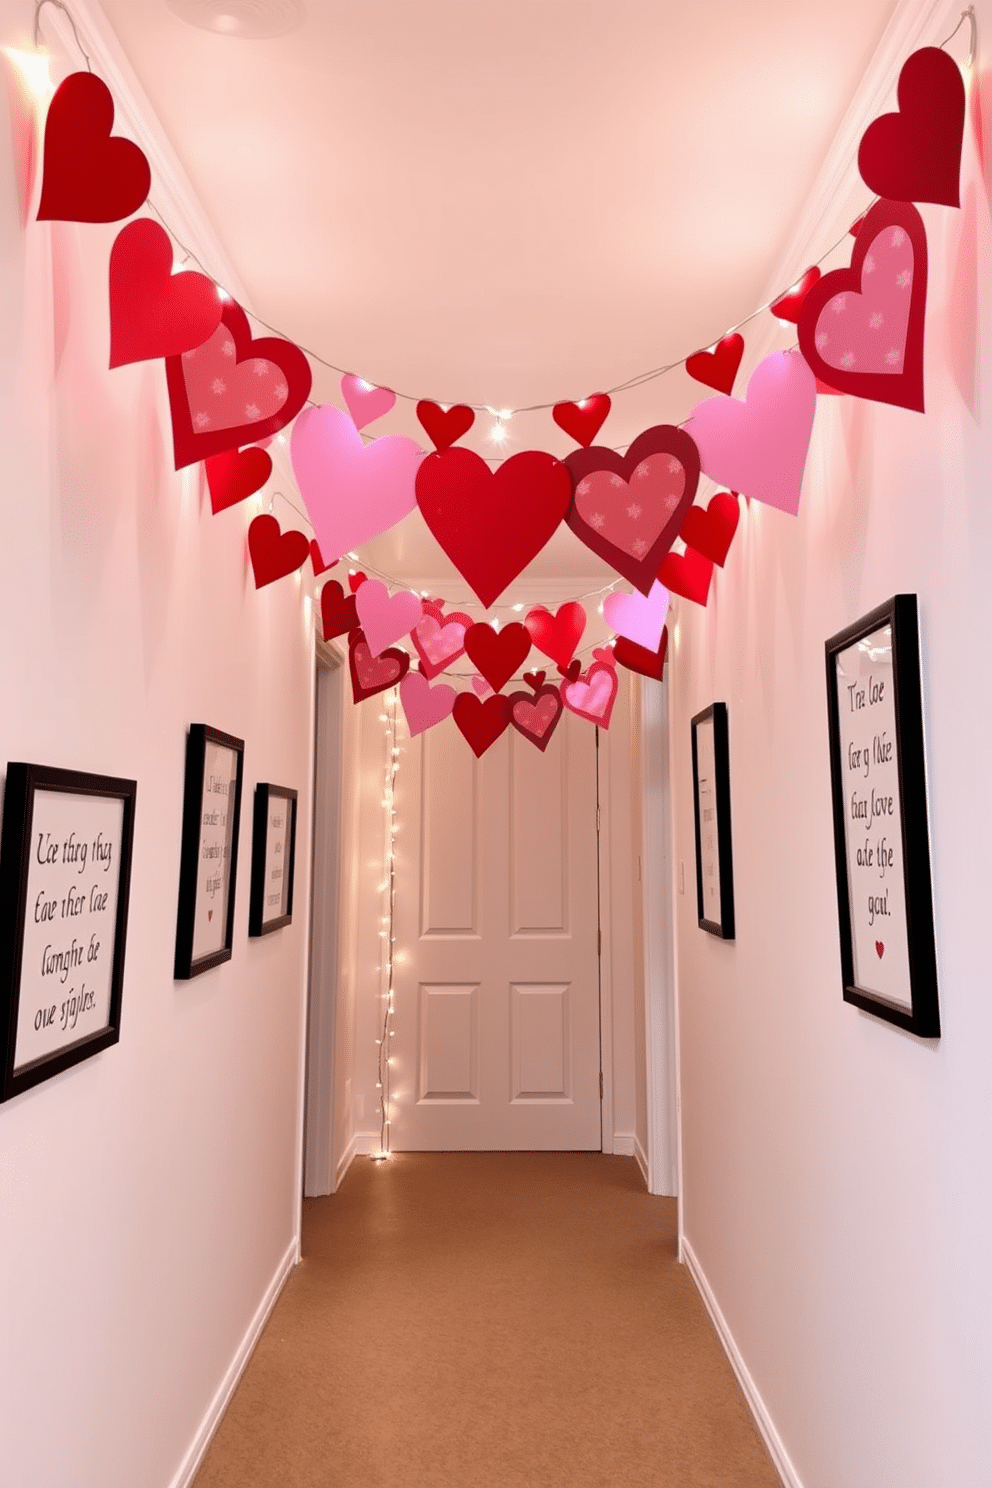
686,351 -> 817,516
400,672 -> 456,737
592,646 -> 616,667
291,403 -> 423,560
472,675 -> 492,697
341,374 -> 397,431
355,579 -> 424,659
411,610 -> 472,679
562,663 -> 619,727
603,580 -> 669,652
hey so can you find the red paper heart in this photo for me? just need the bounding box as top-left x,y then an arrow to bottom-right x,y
523,602 -> 586,668
109,219 -> 223,368
411,609 -> 472,680
464,622 -> 531,693
613,627 -> 668,681
349,630 -> 409,702
684,334 -> 745,396
875,941 -> 885,959
310,540 -> 337,575
523,670 -> 547,692
206,447 -> 273,514
165,300 -> 312,469
416,449 -> 571,608
507,685 -> 564,752
565,426 -> 700,595
320,580 -> 358,641
770,268 -> 821,323
678,492 -> 739,567
592,646 -> 617,668
658,547 -> 713,606
37,72 -> 151,223
858,47 -> 965,208
248,514 -> 310,589
561,662 -> 619,728
552,394 -> 611,447
348,570 -> 367,592
416,401 -> 475,451
558,659 -> 582,683
452,692 -> 511,757
797,199 -> 928,412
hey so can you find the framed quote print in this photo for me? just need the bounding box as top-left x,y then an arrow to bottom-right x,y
248,784 -> 297,937
824,595 -> 939,1037
0,763 -> 137,1102
174,724 -> 244,980
691,703 -> 735,940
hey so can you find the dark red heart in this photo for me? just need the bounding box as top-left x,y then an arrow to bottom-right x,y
416,401 -> 475,451
551,394 -> 611,447
565,425 -> 700,595
347,570 -> 367,592
875,941 -> 885,959
452,692 -> 511,757
678,492 -> 739,567
858,46 -> 965,207
770,267 -> 821,323
613,626 -> 668,681
558,659 -> 582,683
684,334 -> 745,396
523,602 -> 586,668
165,299 -> 312,469
507,685 -> 564,752
310,540 -> 337,575
247,514 -> 310,589
109,220 -> 223,368
464,622 -> 531,693
37,72 -> 151,223
523,670 -> 547,692
416,449 -> 571,608
320,580 -> 358,641
349,629 -> 409,702
658,547 -> 713,606
206,447 -> 273,514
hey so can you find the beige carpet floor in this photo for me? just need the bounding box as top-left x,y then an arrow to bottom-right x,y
193,1152 -> 780,1487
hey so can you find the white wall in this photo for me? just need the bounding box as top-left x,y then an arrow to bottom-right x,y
0,14 -> 315,1486
669,7 -> 992,1485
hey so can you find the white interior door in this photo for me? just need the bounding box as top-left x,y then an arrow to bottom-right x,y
390,709 -> 602,1150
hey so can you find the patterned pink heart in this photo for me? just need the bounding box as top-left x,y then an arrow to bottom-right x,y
603,580 -> 669,652
508,685 -> 564,752
411,610 -> 472,680
399,672 -> 456,737
355,580 -> 423,659
341,374 -> 397,431
562,663 -> 619,728
814,227 -> 914,375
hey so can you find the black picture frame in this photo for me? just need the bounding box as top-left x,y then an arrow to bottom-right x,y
0,763 -> 137,1102
691,702 -> 735,940
824,595 -> 939,1037
174,724 -> 244,980
248,784 -> 298,937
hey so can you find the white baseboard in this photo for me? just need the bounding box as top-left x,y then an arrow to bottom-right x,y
612,1132 -> 649,1188
632,1133 -> 649,1189
681,1237 -> 802,1488
168,1237 -> 297,1488
334,1129 -> 358,1189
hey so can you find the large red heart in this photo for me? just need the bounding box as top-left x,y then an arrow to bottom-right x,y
348,629 -> 409,702
561,663 -> 619,728
206,447 -> 273,514
551,395 -> 611,447
797,199 -> 928,412
565,425 -> 700,595
464,622 -> 531,693
858,47 -> 965,208
411,609 -> 472,680
770,267 -> 821,324
613,626 -> 668,681
523,602 -> 586,668
416,449 -> 571,608
247,514 -> 310,588
678,492 -> 739,567
507,685 -> 564,752
452,692 -> 510,756
416,401 -> 475,451
658,547 -> 713,606
684,334 -> 744,396
109,220 -> 223,368
320,580 -> 358,641
165,300 -> 312,469
37,72 -> 151,223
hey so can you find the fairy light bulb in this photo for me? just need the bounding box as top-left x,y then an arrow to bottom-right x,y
3,47 -> 54,101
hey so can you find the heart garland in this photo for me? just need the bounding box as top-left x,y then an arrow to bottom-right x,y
37,72 -> 151,223
108,219 -> 223,369
247,515 -> 310,588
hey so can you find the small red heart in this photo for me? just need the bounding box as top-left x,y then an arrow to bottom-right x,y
109,219 -> 223,368
37,72 -> 151,223
858,47 -> 965,208
523,602 -> 586,668
248,514 -> 310,588
523,670 -> 546,692
310,540 -> 338,576
348,570 -> 367,593
507,685 -> 564,752
684,334 -> 745,396
348,629 -> 409,702
875,941 -> 885,959
416,400 -> 475,451
320,580 -> 358,641
207,909 -> 213,922
206,447 -> 273,514
678,492 -> 739,567
464,622 -> 531,693
551,394 -> 611,447
613,626 -> 668,681
558,658 -> 582,682
592,646 -> 616,668
452,692 -> 511,757
770,267 -> 821,323
658,547 -> 714,606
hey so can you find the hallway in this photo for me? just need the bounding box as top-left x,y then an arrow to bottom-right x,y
193,1154 -> 778,1487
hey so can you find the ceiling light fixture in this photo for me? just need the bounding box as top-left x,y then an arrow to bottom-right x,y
165,0 -> 305,40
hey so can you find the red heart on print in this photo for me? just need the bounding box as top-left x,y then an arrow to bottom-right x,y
552,394 -> 611,447
685,334 -> 744,396
37,72 -> 151,223
464,622 -> 531,693
770,267 -> 821,324
109,220 -> 223,368
561,662 -> 619,728
165,300 -> 312,469
416,401 -> 475,451
658,547 -> 713,607
614,626 -> 668,681
320,580 -> 358,641
875,941 -> 885,959
310,539 -> 337,575
416,449 -> 571,608
507,685 -> 564,752
797,199 -> 928,412
452,692 -> 511,756
858,47 -> 965,208
248,514 -> 310,588
565,426 -> 700,595
411,609 -> 472,680
678,492 -> 739,567
523,670 -> 546,692
523,602 -> 586,668
347,570 -> 367,592
348,629 -> 409,703
206,447 -> 273,514
207,909 -> 213,921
